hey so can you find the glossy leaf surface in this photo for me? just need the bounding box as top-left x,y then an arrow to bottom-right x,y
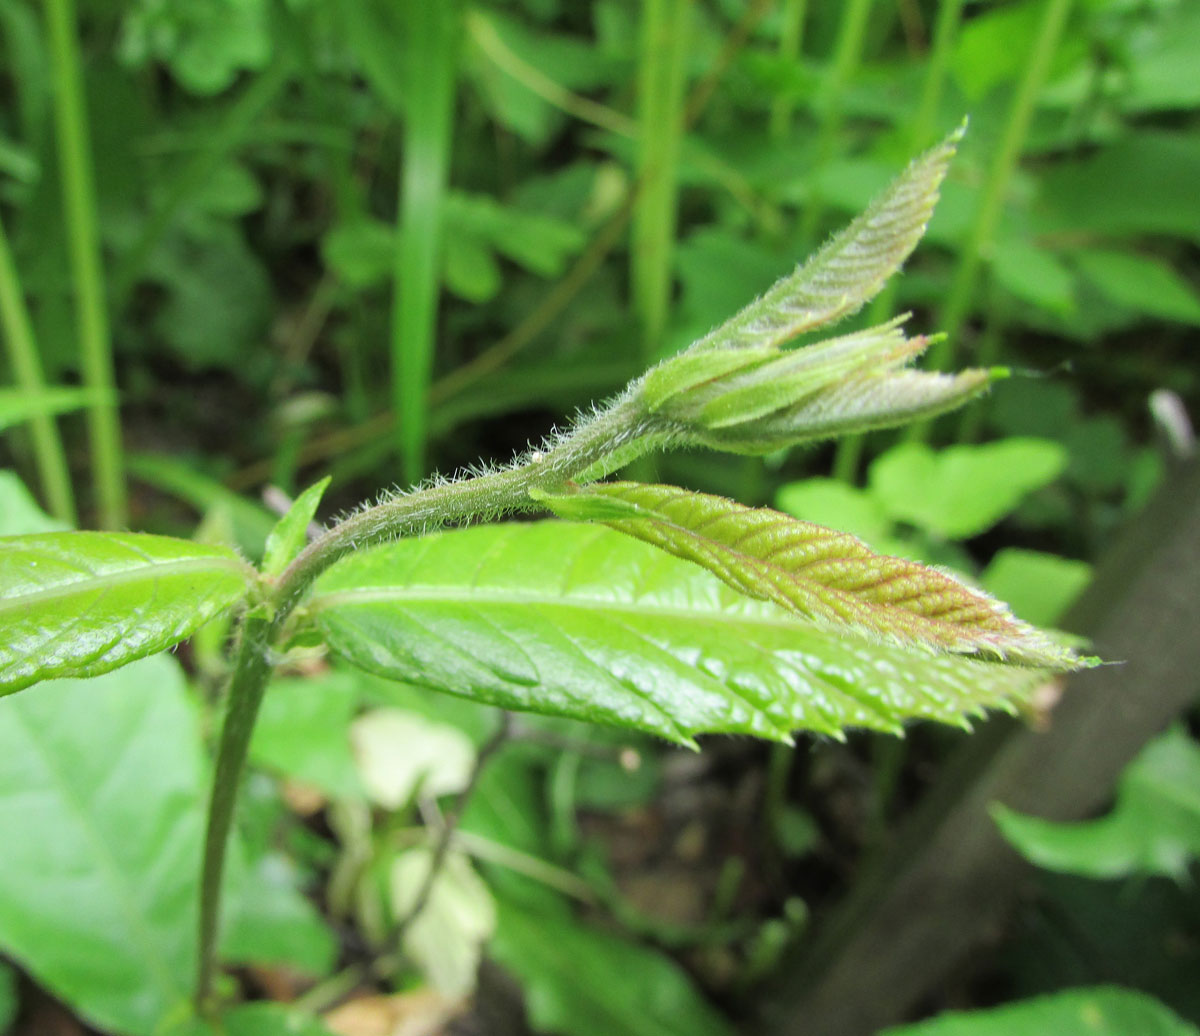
0,531 -> 255,694
311,522 -> 1055,746
537,483 -> 1082,669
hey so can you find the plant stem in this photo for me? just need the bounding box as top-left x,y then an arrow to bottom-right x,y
43,0 -> 125,528
394,2 -> 458,486
927,0 -> 1072,371
391,714 -> 511,945
798,0 -> 874,245
769,0 -> 808,140
830,0 -> 964,479
194,394 -> 652,1011
0,214 -> 76,524
195,612 -> 273,1014
632,0 -> 692,358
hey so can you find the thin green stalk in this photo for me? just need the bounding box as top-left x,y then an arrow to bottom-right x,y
43,0 -> 125,528
798,0 -> 874,245
195,612 -> 272,1016
194,395 -> 649,1011
927,0 -> 1073,371
0,214 -> 76,523
911,0 -> 965,151
831,0 -> 964,479
769,0 -> 808,140
632,0 -> 692,358
394,3 -> 458,486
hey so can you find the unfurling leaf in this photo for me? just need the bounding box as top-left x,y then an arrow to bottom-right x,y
310,522 -> 1061,747
0,532 -> 256,695
535,482 -> 1087,671
641,316 -> 1001,454
687,122 -> 965,354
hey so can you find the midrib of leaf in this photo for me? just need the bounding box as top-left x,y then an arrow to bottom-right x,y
7,700 -> 184,1012
309,584 -> 813,631
0,555 -> 251,617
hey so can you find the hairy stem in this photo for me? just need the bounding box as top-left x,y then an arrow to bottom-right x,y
194,394 -> 652,1011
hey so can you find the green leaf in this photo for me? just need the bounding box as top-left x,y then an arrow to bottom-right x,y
535,483 -> 1081,669
992,727 -> 1200,880
0,656 -> 203,1034
990,239 -> 1075,315
250,671 -> 364,799
980,548 -> 1091,627
322,217 -> 395,289
881,986 -> 1200,1036
0,470 -> 69,535
120,0 -> 272,95
688,124 -> 964,354
0,531 -> 255,695
310,522 -> 1064,746
775,478 -> 894,550
222,1003 -> 338,1036
222,852 -> 337,975
490,898 -> 735,1036
1073,249 -> 1200,327
868,439 -> 1067,540
262,476 -> 330,579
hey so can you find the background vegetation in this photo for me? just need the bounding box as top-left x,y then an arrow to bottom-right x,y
0,0 -> 1197,1033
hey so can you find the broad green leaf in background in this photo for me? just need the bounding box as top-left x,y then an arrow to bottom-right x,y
310,522 -> 1060,746
535,482 -> 1080,668
119,0 -> 272,95
221,1002 -> 338,1036
775,477 -> 893,549
390,848 -> 497,998
980,548 -> 1091,627
262,476 -> 330,578
868,439 -> 1067,540
250,671 -> 364,799
222,851 -> 337,976
1072,249 -> 1200,327
990,239 -> 1075,315
0,470 -> 68,535
881,986 -> 1200,1036
0,656 -> 202,1034
992,727 -> 1200,880
490,899 -> 735,1036
0,532 -> 255,695
1035,132 -> 1200,244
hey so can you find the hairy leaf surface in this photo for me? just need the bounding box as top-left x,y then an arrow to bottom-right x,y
689,124 -> 964,353
0,532 -> 255,695
311,522 -> 1056,746
536,483 -> 1083,669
